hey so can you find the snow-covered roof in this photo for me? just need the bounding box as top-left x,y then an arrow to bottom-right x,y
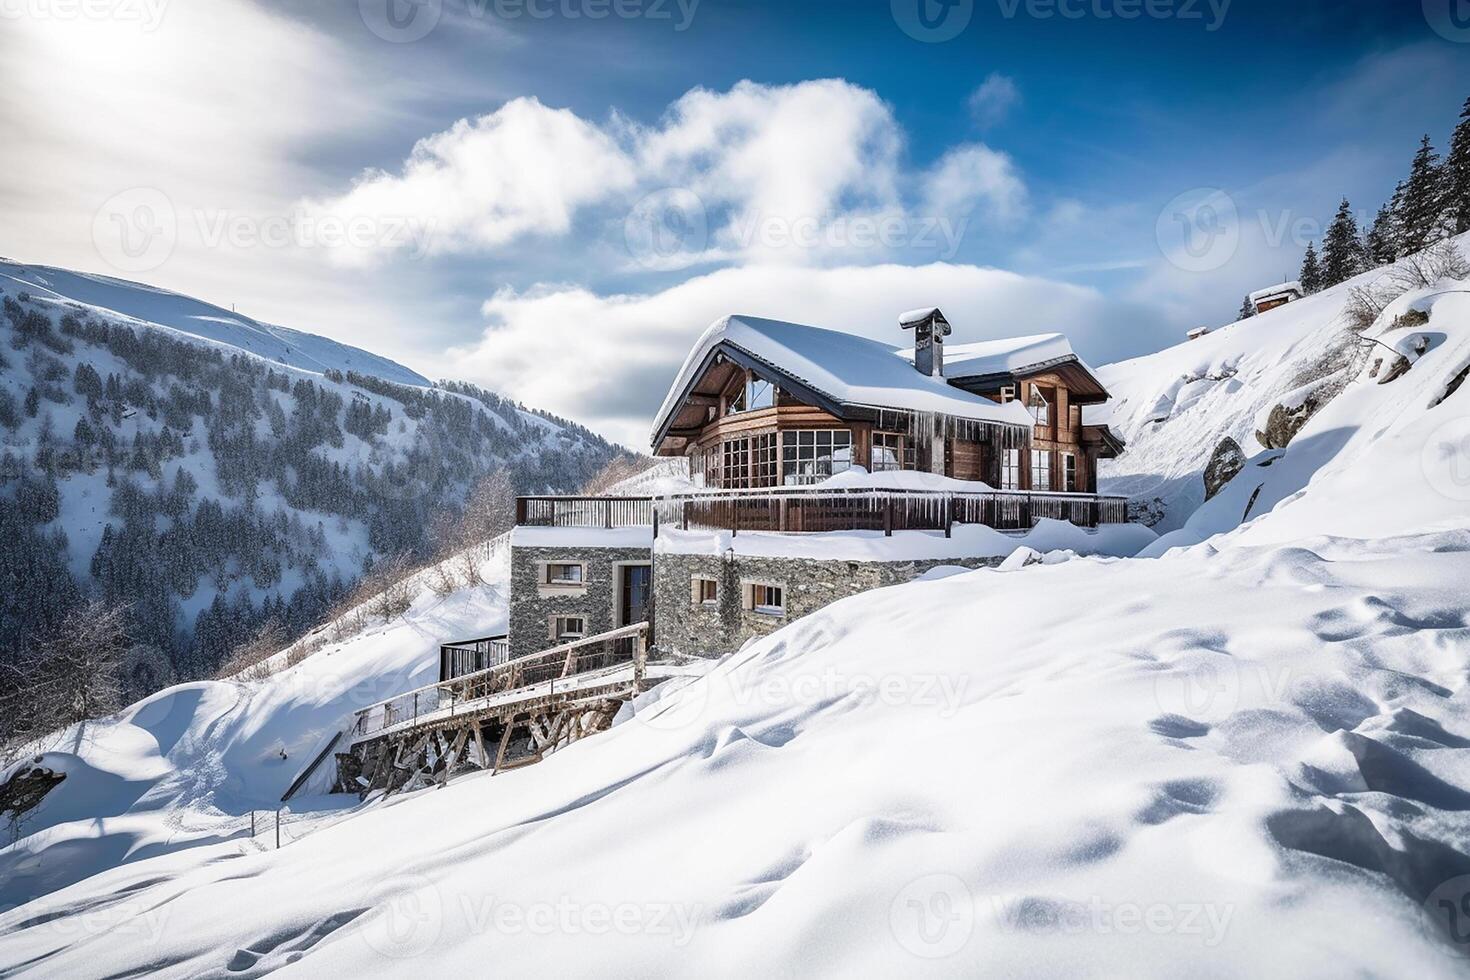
939,332 -> 1080,380
652,315 -> 1035,445
1248,281 -> 1303,304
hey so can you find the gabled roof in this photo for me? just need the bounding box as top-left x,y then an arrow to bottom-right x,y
938,332 -> 1080,380
651,315 -> 1035,448
1249,280 -> 1303,304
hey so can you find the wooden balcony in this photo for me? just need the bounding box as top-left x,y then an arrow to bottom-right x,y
516,487 -> 1129,536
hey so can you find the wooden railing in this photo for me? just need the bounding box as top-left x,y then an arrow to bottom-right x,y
515,496 -> 655,529
352,622 -> 650,741
515,488 -> 1128,535
656,488 -> 1128,534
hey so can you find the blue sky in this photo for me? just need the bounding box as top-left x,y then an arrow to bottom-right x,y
3,0 -> 1468,446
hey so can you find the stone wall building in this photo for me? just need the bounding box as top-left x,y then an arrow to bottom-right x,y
651,548 -> 1003,660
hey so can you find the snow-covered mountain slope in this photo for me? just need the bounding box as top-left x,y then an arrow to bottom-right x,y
5,250 -> 1470,976
0,262 -> 623,679
4,525 -> 1470,976
1096,232 -> 1470,534
0,547 -> 510,910
0,260 -> 429,388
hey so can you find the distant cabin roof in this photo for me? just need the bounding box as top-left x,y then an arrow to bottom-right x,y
651,315 -> 1035,447
1249,281 -> 1304,304
937,332 -> 1082,380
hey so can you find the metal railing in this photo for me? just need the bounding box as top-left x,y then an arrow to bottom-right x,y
352,622 -> 650,742
441,634 -> 511,681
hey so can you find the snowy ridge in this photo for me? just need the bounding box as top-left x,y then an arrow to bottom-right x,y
0,261 -> 430,388
1096,233 -> 1470,532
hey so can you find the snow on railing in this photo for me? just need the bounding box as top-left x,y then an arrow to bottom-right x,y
516,488 -> 1129,535
350,622 -> 649,742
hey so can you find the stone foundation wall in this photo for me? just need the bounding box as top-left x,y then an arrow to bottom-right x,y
508,545 -> 653,660
652,551 -> 1002,660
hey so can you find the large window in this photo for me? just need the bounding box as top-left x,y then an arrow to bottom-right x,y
1062,453 -> 1078,493
782,429 -> 853,484
1001,449 -> 1021,490
870,432 -> 914,472
1031,450 -> 1052,491
722,437 -> 752,489
726,375 -> 775,416
753,433 -> 779,486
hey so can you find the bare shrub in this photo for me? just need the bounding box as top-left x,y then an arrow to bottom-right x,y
216,619 -> 288,680
1342,282 -> 1392,333
366,553 -> 415,622
427,559 -> 460,598
1390,240 -> 1470,292
579,454 -> 658,495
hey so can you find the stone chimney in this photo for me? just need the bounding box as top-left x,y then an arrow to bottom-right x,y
899,307 -> 952,377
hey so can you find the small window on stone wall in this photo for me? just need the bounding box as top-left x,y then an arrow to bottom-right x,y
691,577 -> 718,605
552,616 -> 585,642
544,563 -> 585,586
746,583 -> 785,616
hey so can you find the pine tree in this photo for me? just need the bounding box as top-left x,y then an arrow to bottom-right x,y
1366,203 -> 1398,266
1398,135 -> 1447,253
1445,96 -> 1470,236
1298,241 -> 1324,294
1237,294 -> 1256,320
1321,198 -> 1365,288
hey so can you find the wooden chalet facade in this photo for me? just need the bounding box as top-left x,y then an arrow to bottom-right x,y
651,309 -> 1123,495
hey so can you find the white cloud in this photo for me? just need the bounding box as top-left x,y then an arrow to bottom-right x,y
308,97 -> 637,267
967,73 -> 1021,129
921,144 -> 1027,226
306,78 -> 1028,267
441,262 -> 1171,448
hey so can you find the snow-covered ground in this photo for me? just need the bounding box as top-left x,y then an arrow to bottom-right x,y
4,246 -> 1470,975
0,550 -> 509,912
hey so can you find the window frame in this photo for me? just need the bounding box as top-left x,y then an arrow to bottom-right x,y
749,583 -> 785,616
1030,449 -> 1053,492
553,615 -> 586,642
1000,448 -> 1021,491
544,562 -> 585,586
781,428 -> 853,485
870,431 -> 914,473
1062,452 -> 1078,493
693,576 -> 718,606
